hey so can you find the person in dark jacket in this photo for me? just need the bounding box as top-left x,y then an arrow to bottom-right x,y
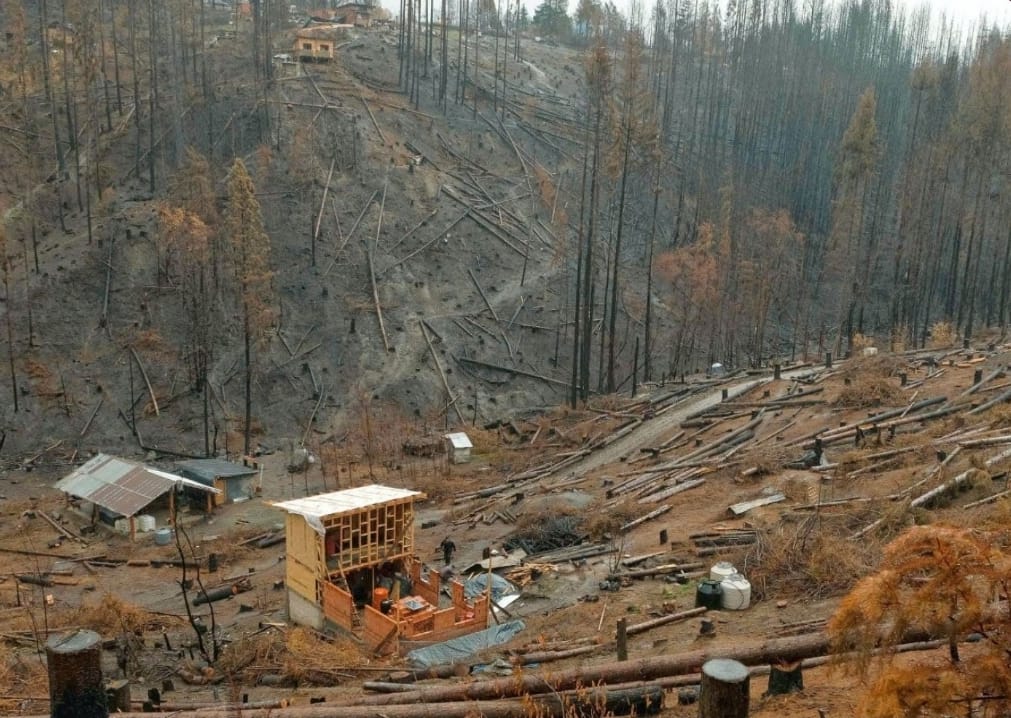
439,537 -> 457,565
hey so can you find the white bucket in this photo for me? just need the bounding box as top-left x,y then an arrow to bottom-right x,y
114,518 -> 130,534
137,515 -> 156,533
720,573 -> 751,610
709,561 -> 737,583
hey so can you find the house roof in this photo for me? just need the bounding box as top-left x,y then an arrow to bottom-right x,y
444,432 -> 473,450
273,484 -> 424,533
295,25 -> 347,39
175,459 -> 256,482
55,453 -> 219,518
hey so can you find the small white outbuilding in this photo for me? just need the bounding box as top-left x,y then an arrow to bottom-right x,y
444,432 -> 473,464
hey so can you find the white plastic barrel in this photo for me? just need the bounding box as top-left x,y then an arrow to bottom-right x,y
720,573 -> 752,610
137,515 -> 156,533
709,561 -> 737,583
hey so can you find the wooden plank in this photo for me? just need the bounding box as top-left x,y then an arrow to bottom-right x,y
728,494 -> 786,517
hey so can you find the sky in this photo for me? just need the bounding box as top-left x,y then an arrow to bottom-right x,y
379,0 -> 1011,29
896,0 -> 1011,26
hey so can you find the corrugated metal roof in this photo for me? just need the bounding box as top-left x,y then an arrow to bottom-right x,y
273,484 -> 424,524
175,459 -> 257,482
55,454 -> 219,518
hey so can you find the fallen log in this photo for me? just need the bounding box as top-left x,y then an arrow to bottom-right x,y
511,641 -> 605,665
136,699 -> 289,712
193,579 -> 252,606
368,178 -> 392,353
256,533 -> 285,549
620,505 -> 671,533
608,562 -> 705,580
130,347 -> 160,416
969,386 -> 1011,415
640,478 -> 707,504
343,632 -> 860,706
420,320 -> 465,425
47,684 -> 665,718
455,355 -> 573,390
625,607 -> 708,637
910,446 -> 1011,509
791,396 -> 946,447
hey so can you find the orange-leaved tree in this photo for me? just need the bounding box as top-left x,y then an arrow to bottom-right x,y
224,158 -> 275,456
828,524 -> 1011,717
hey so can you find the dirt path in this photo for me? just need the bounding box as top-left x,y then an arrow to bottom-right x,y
553,367 -> 819,481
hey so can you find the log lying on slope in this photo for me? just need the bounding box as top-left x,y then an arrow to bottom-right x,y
50,685 -> 665,718
343,631 -> 877,707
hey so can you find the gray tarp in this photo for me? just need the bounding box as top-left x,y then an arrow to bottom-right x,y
406,620 -> 526,669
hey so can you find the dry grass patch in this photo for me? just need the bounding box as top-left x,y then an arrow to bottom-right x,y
835,376 -> 903,409
0,653 -> 47,711
742,511 -> 884,601
218,627 -> 367,684
73,593 -> 172,635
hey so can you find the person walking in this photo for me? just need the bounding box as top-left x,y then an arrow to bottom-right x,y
439,537 -> 457,565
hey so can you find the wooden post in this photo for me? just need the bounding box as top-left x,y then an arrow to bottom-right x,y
899,372 -> 907,387
168,488 -> 175,526
616,618 -> 628,661
721,388 -> 728,401
824,352 -> 832,369
659,529 -> 668,545
699,658 -> 749,718
129,516 -> 135,542
773,364 -> 781,380
974,368 -> 983,385
47,629 -> 108,718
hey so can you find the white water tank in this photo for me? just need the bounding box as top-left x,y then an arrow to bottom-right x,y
720,573 -> 752,610
709,561 -> 737,583
137,515 -> 156,533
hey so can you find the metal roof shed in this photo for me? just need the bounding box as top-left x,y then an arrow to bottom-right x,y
443,432 -> 473,464
175,459 -> 257,505
55,453 -> 219,539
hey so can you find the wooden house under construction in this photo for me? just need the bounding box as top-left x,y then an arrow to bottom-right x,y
274,485 -> 489,655
293,26 -> 347,62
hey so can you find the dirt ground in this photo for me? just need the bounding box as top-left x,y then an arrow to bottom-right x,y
2,12 -> 1011,717
2,342 -> 1009,715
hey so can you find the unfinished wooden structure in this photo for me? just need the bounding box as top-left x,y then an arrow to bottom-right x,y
293,26 -> 346,62
274,485 -> 488,654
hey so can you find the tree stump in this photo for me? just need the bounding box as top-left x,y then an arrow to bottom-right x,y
47,629 -> 107,718
766,660 -> 804,695
699,658 -> 749,718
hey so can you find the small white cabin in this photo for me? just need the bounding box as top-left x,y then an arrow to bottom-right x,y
443,432 -> 473,464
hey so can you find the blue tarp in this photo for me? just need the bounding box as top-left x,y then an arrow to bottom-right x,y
406,620 -> 526,668
463,573 -> 519,603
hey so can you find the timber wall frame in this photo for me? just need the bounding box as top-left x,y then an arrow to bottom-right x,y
323,500 -> 415,575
